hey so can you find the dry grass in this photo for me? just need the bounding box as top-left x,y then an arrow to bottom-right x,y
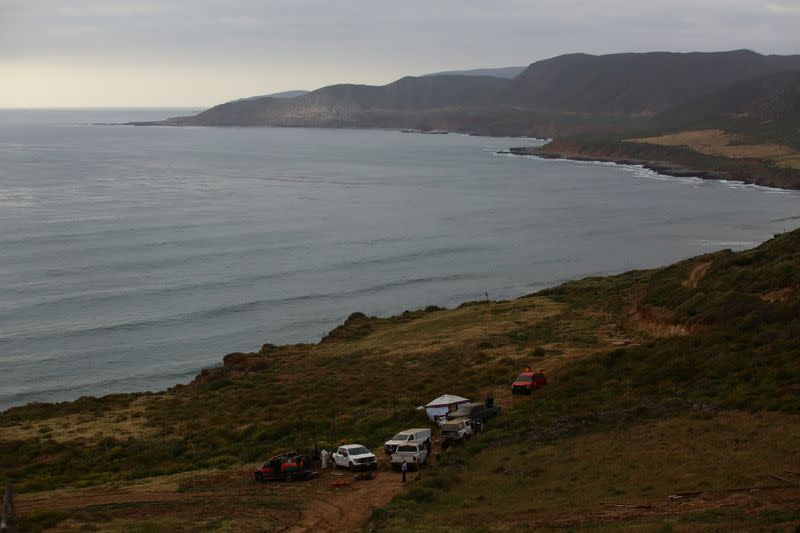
315,298 -> 565,359
628,129 -> 800,169
0,396 -> 157,444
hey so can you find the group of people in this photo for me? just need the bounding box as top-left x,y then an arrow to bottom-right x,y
320,448 -> 333,469
313,443 -> 335,470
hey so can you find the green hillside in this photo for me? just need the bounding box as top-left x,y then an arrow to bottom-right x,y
653,70 -> 800,149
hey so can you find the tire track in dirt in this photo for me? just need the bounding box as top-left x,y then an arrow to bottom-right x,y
683,260 -> 712,289
287,473 -> 403,533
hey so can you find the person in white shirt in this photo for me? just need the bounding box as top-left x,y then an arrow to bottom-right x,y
320,449 -> 329,470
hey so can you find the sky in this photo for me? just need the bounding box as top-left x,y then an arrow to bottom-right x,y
2,0 -> 799,108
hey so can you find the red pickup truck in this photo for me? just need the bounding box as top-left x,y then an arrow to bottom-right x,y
511,371 -> 547,395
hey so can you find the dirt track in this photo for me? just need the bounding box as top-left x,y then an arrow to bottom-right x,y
288,472 -> 403,533
16,464 -> 405,532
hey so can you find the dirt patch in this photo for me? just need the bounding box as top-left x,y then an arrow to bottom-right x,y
629,304 -> 692,337
682,260 -> 713,289
288,472 -> 403,533
762,284 -> 800,303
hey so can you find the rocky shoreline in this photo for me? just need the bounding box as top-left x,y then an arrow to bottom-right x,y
504,144 -> 800,191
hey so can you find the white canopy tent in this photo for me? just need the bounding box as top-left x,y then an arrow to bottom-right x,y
424,394 -> 470,423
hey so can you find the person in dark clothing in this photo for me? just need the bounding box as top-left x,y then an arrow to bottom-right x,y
485,395 -> 494,408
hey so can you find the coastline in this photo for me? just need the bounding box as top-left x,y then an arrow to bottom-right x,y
504,143 -> 800,191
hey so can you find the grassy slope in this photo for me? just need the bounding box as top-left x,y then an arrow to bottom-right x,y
3,230 -> 800,531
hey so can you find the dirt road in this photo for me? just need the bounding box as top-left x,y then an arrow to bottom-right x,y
16,465 -> 405,532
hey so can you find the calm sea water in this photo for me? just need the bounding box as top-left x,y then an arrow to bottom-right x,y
1,109 -> 799,410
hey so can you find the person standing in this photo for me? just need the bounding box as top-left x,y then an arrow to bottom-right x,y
2,480 -> 16,533
401,459 -> 408,483
320,449 -> 329,470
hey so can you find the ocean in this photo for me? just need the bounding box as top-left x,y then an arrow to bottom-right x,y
1,109 -> 798,410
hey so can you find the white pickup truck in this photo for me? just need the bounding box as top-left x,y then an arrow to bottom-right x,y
390,443 -> 429,470
332,444 -> 378,471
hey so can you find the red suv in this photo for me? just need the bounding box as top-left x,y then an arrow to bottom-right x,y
511,371 -> 547,395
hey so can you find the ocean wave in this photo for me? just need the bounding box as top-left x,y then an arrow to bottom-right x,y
0,187 -> 36,208
0,272 -> 488,344
0,368 -> 200,409
692,239 -> 759,248
0,243 -> 484,317
0,218 -> 248,248
772,214 -> 800,223
715,179 -> 798,194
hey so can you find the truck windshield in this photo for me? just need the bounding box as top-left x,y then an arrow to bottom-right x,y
516,374 -> 534,382
391,433 -> 409,441
347,446 -> 369,455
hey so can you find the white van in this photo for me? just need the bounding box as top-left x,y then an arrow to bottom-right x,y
384,428 -> 432,454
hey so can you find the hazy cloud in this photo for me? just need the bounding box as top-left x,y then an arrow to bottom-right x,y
2,0 -> 799,107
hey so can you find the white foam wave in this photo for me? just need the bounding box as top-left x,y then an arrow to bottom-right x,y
693,239 -> 759,248
0,188 -> 35,208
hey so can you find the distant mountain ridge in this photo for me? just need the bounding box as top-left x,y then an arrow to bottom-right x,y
165,75 -> 509,127
138,50 -> 800,139
501,49 -> 800,113
420,66 -> 526,79
231,90 -> 309,103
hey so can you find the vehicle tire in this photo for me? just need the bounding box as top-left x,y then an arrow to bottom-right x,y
370,463 -> 377,471
285,472 -> 294,482
349,461 -> 354,470
255,472 -> 264,482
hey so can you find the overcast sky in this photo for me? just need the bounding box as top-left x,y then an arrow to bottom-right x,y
2,0 -> 799,108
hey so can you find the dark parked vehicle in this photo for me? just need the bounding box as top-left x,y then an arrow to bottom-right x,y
253,452 -> 314,482
445,402 -> 501,426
